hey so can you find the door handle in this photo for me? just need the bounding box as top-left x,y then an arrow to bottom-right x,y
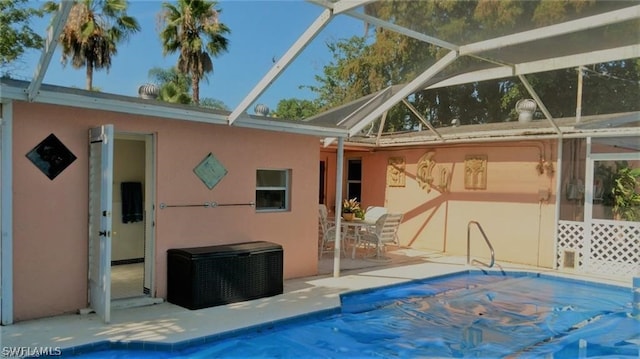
99,230 -> 108,237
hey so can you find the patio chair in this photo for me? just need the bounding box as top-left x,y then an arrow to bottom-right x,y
364,206 -> 388,223
360,213 -> 404,259
358,206 -> 388,234
318,204 -> 346,257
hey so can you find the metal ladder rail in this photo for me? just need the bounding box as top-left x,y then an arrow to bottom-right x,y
467,221 -> 495,268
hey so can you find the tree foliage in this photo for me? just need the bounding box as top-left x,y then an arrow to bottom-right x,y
148,66 -> 191,104
57,0 -> 140,91
0,0 -> 49,72
308,0 -> 639,132
271,98 -> 319,120
148,65 -> 228,109
158,0 -> 230,105
199,97 -> 228,110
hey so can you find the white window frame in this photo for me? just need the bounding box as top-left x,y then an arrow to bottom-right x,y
256,169 -> 291,212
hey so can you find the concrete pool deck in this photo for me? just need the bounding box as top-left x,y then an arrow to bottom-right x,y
0,250 -> 631,355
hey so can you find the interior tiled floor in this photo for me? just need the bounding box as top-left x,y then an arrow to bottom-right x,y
2,249 -> 630,354
111,263 -> 145,299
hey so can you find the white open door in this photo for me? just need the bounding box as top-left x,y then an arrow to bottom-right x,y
88,125 -> 114,323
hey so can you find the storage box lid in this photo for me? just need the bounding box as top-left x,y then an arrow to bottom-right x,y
168,241 -> 282,259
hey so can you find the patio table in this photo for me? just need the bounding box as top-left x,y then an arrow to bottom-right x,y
339,219 -> 375,259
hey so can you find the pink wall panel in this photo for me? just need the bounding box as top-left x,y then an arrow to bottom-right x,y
326,141 -> 558,268
12,101 -> 319,321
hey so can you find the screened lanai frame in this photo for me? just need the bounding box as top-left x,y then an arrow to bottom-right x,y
25,0 -> 639,131
16,0 -> 640,279
230,0 -> 639,135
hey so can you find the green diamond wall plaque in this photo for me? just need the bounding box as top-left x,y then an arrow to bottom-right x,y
194,153 -> 227,189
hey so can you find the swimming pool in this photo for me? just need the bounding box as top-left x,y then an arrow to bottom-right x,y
67,271 -> 637,358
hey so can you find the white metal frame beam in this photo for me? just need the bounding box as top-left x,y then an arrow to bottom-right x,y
401,99 -> 444,141
1,101 -> 13,325
337,86 -> 393,126
459,5 -> 640,56
348,50 -> 458,137
332,0 -> 375,15
426,45 -> 639,91
27,1 -> 73,102
227,8 -> 334,125
342,11 -> 458,50
332,137 -> 345,277
518,74 -> 562,134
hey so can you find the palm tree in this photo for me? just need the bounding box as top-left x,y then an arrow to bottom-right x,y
58,0 -> 140,90
148,66 -> 192,104
159,0 -> 230,105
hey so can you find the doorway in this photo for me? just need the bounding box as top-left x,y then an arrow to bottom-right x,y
110,134 -> 155,300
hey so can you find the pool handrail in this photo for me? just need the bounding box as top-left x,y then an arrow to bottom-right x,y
467,221 -> 495,268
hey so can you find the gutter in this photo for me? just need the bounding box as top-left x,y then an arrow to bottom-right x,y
345,128 -> 640,149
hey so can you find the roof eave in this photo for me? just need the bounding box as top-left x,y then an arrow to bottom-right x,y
360,127 -> 640,148
0,80 -> 348,138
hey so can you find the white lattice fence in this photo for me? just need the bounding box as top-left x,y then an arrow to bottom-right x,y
589,221 -> 640,277
557,221 -> 586,270
557,220 -> 640,279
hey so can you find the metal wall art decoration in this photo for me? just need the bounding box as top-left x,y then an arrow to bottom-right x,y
193,153 -> 228,190
465,155 -> 488,190
387,157 -> 406,187
26,133 -> 77,180
416,151 -> 437,192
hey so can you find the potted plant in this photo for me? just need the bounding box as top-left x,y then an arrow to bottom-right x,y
342,198 -> 361,221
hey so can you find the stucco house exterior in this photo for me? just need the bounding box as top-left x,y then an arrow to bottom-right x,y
1,78 -> 638,326
312,108 -> 639,284
1,0 -> 638,327
0,79 -> 346,323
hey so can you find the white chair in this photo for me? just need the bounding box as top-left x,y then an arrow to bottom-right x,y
364,206 -> 388,223
358,206 -> 388,241
318,204 -> 346,257
360,213 -> 403,259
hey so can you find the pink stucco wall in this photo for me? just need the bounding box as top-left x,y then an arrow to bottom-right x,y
326,141 -> 558,268
12,101 -> 320,321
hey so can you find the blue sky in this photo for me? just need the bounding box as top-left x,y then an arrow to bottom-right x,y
12,0 -> 365,112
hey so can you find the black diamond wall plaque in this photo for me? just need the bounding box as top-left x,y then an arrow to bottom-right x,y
26,134 -> 77,180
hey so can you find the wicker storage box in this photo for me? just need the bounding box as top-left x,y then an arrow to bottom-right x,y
167,241 -> 283,310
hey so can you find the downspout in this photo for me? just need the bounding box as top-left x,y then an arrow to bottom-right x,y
333,137 -> 345,277
1,101 -> 14,324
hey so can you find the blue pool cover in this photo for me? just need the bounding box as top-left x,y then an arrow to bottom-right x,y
69,271 -> 638,358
